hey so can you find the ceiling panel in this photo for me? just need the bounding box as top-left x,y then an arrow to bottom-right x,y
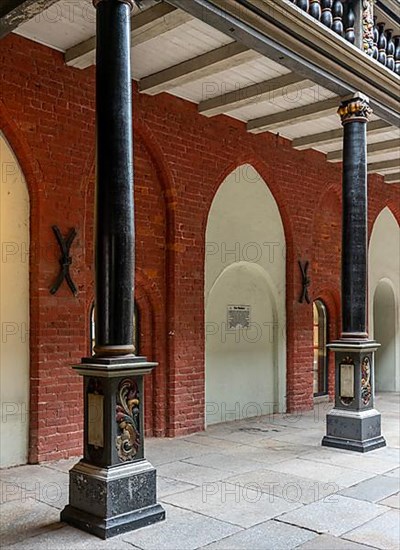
131,19 -> 234,79
169,56 -> 291,103
276,113 -> 385,141
14,0 -> 96,52
228,86 -> 336,124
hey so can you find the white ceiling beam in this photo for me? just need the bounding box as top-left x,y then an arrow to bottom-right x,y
247,97 -> 339,134
139,42 -> 258,95
198,73 -> 314,117
65,3 -> 192,70
133,5 -> 192,46
384,172 -> 400,184
368,158 -> 400,174
327,138 -> 400,163
292,120 -> 392,150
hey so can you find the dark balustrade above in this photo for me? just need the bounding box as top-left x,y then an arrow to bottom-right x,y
289,0 -> 400,75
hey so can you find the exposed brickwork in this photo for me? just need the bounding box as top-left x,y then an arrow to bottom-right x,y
1,34 -> 399,461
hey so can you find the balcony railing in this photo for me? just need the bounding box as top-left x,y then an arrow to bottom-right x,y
289,0 -> 400,75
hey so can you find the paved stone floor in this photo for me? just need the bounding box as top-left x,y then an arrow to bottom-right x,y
1,394 -> 399,549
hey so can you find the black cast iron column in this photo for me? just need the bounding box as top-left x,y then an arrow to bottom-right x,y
94,0 -> 135,356
322,93 -> 385,453
339,94 -> 370,339
61,0 -> 165,537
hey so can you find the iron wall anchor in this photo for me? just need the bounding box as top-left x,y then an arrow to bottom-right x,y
50,225 -> 78,296
299,260 -> 311,304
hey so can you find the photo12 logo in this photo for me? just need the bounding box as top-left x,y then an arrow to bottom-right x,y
202,481 -> 339,504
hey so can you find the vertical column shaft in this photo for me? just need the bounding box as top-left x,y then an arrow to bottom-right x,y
322,93 -> 385,454
94,0 -> 135,356
339,94 -> 372,338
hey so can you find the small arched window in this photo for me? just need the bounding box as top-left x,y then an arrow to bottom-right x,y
313,299 -> 328,396
90,302 -> 140,356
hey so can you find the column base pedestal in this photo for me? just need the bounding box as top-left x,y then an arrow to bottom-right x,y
321,434 -> 386,453
61,459 -> 165,539
61,503 -> 165,540
322,408 -> 386,453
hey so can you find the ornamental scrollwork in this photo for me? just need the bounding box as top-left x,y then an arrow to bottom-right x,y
116,378 -> 140,461
361,356 -> 372,406
362,0 -> 375,56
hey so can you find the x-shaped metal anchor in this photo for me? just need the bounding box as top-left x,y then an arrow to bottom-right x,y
50,225 -> 78,296
299,260 -> 311,304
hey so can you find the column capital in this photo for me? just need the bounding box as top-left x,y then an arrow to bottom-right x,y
93,0 -> 136,11
338,93 -> 373,125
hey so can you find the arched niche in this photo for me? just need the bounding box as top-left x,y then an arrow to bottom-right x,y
373,281 -> 397,391
0,133 -> 30,467
369,207 -> 400,392
205,164 -> 286,425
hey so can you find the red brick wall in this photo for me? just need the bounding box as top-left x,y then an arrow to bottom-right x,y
1,34 -> 399,461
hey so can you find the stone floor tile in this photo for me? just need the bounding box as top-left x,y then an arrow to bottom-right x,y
146,439 -> 214,466
262,413 -> 327,431
0,465 -> 65,487
200,428 -> 282,445
182,452 -> 268,475
277,494 -> 388,536
247,438 -> 312,455
43,458 -> 80,474
223,468 -> 340,504
266,458 -> 374,488
384,468 -> 400,479
0,480 -> 24,504
343,510 -> 400,550
122,503 -> 241,550
162,481 -> 301,528
156,460 -> 226,485
378,492 -> 400,509
340,475 -> 399,503
229,442 -> 311,465
266,431 -> 326,447
0,499 -> 61,546
301,449 -> 399,475
1,397 -> 398,550
182,435 -> 246,452
297,533 -> 374,549
202,519 -> 316,549
157,475 -> 197,498
367,447 -> 400,463
0,465 -> 68,510
2,526 -> 139,550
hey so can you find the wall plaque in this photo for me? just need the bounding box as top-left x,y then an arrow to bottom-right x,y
340,363 -> 354,398
227,305 -> 251,329
88,393 -> 104,447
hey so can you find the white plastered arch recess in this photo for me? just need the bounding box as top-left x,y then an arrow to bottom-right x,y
369,207 -> 400,392
0,133 -> 30,467
205,164 -> 286,425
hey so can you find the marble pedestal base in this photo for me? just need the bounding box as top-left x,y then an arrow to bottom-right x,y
322,408 -> 386,452
322,339 -> 386,453
61,460 -> 165,539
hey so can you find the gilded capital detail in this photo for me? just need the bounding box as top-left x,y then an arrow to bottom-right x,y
93,0 -> 136,10
338,94 -> 373,124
